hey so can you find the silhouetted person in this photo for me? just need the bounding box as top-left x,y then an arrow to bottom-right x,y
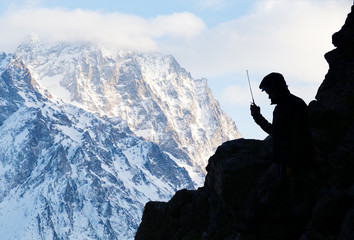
238,72 -> 314,239
251,72 -> 314,177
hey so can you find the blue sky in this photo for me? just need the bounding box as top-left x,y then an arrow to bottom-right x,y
0,0 -> 352,139
0,0 -> 254,26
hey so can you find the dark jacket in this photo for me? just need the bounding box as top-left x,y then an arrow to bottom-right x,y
253,93 -> 314,169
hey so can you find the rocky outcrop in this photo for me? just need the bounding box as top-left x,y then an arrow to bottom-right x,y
306,4 -> 354,239
135,5 -> 354,240
135,139 -> 272,240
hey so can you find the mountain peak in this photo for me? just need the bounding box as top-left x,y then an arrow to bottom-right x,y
1,38 -> 241,239
15,40 -> 241,185
22,32 -> 41,46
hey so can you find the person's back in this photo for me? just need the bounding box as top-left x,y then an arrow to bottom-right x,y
239,72 -> 315,239
271,92 -> 313,172
250,72 -> 314,175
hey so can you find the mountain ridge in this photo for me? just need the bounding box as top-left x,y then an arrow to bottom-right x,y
0,52 -> 197,239
15,38 -> 241,186
0,37 -> 240,239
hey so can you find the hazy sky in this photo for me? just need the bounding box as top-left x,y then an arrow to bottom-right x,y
0,0 -> 352,139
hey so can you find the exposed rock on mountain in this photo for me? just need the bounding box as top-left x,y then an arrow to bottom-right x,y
135,5 -> 354,240
0,53 -> 195,239
15,40 -> 241,186
0,38 -> 240,238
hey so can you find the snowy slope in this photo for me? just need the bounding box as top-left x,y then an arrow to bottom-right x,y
0,35 -> 241,240
0,53 -> 194,240
15,36 -> 241,186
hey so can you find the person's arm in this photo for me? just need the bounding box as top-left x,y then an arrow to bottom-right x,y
250,104 -> 272,135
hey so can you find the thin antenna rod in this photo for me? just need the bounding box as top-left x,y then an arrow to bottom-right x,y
246,70 -> 255,104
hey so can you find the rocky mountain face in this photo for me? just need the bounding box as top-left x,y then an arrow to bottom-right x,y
0,53 -> 195,239
15,39 -> 241,186
0,40 -> 240,239
135,5 -> 354,240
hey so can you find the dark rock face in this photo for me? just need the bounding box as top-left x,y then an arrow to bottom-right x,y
135,188 -> 210,240
136,139 -> 273,240
135,5 -> 354,240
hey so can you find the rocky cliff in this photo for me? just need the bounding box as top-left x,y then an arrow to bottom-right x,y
135,5 -> 354,240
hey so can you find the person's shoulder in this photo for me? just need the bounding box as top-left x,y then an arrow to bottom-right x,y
289,94 -> 307,106
288,94 -> 308,113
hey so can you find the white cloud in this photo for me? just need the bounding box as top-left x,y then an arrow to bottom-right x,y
150,12 -> 206,38
0,0 -> 351,112
0,7 -> 206,52
168,0 -> 351,85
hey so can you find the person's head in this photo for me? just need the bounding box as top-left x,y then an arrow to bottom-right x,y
259,72 -> 289,104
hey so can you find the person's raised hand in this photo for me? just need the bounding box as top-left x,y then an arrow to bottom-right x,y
250,103 -> 260,117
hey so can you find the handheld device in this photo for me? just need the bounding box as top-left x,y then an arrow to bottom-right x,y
246,70 -> 256,105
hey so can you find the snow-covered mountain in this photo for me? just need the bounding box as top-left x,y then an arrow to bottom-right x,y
15,35 -> 241,185
0,36 -> 241,240
0,53 -> 195,239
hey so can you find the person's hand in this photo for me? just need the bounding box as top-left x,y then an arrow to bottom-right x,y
250,103 -> 260,117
